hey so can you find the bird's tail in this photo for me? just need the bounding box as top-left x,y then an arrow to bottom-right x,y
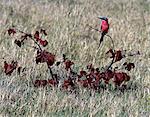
98,32 -> 105,48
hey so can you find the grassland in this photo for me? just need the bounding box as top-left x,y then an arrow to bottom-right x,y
0,0 -> 150,116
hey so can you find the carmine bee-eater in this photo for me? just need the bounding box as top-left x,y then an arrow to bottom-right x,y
98,16 -> 109,48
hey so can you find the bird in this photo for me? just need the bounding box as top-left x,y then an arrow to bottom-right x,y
98,16 -> 109,48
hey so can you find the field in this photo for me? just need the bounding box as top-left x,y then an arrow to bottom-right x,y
0,0 -> 150,116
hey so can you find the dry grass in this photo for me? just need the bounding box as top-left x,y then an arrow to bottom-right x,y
0,0 -> 150,116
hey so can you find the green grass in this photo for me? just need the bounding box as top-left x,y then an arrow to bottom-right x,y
0,0 -> 150,116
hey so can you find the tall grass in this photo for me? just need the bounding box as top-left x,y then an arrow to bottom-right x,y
0,0 -> 150,116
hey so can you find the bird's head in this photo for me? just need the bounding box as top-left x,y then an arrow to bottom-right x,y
98,16 -> 108,22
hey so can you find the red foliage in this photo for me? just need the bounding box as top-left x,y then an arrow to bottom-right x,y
4,61 -> 18,75
62,79 -> 75,90
40,80 -> 48,87
106,49 -> 124,62
113,72 -> 130,86
123,62 -> 135,71
77,79 -> 89,88
114,50 -> 123,62
7,28 -> 16,35
79,70 -> 87,77
47,79 -> 58,87
94,69 -> 102,85
34,31 -> 40,41
48,74 -> 59,87
34,80 -> 47,87
39,40 -> 48,47
36,50 -> 55,66
64,60 -> 74,71
34,31 -> 48,47
102,70 -> 114,84
6,27 -> 136,91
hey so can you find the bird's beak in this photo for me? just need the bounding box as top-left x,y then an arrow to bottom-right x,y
98,16 -> 104,20
98,16 -> 107,21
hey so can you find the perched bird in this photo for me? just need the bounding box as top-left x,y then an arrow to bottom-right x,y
98,16 -> 109,48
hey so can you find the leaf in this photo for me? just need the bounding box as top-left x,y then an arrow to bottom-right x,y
79,70 -> 87,77
62,54 -> 67,62
14,40 -> 22,47
106,49 -> 125,62
48,79 -> 58,86
113,72 -> 130,86
34,31 -> 40,41
123,62 -> 135,71
62,79 -> 75,90
87,64 -> 94,70
64,60 -> 74,71
40,80 -> 48,87
39,40 -> 48,47
7,28 -> 16,35
17,66 -> 22,75
33,80 -> 41,87
35,50 -> 55,66
34,31 -> 48,47
21,34 -> 32,42
4,60 -> 18,75
33,80 -> 47,87
56,61 -> 61,66
102,70 -> 114,84
106,49 -> 115,58
77,79 -> 89,88
114,50 -> 124,62
40,29 -> 47,36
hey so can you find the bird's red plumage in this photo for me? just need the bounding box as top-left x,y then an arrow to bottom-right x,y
101,20 -> 109,33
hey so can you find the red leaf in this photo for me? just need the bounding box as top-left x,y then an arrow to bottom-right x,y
33,80 -> 47,87
4,61 -> 18,75
48,79 -> 58,87
87,64 -> 94,70
40,29 -> 47,36
48,74 -> 58,87
64,60 -> 74,71
40,80 -> 48,87
14,40 -> 22,47
39,40 -> 48,47
34,80 -> 41,87
77,79 -> 89,88
62,79 -> 74,89
36,50 -> 55,66
79,70 -> 87,77
34,31 -> 40,41
102,70 -> 114,84
17,66 -> 22,75
34,31 -> 48,47
123,62 -> 135,71
114,50 -> 123,62
106,49 -> 115,58
106,49 -> 124,62
7,28 -> 16,35
113,72 -> 130,86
